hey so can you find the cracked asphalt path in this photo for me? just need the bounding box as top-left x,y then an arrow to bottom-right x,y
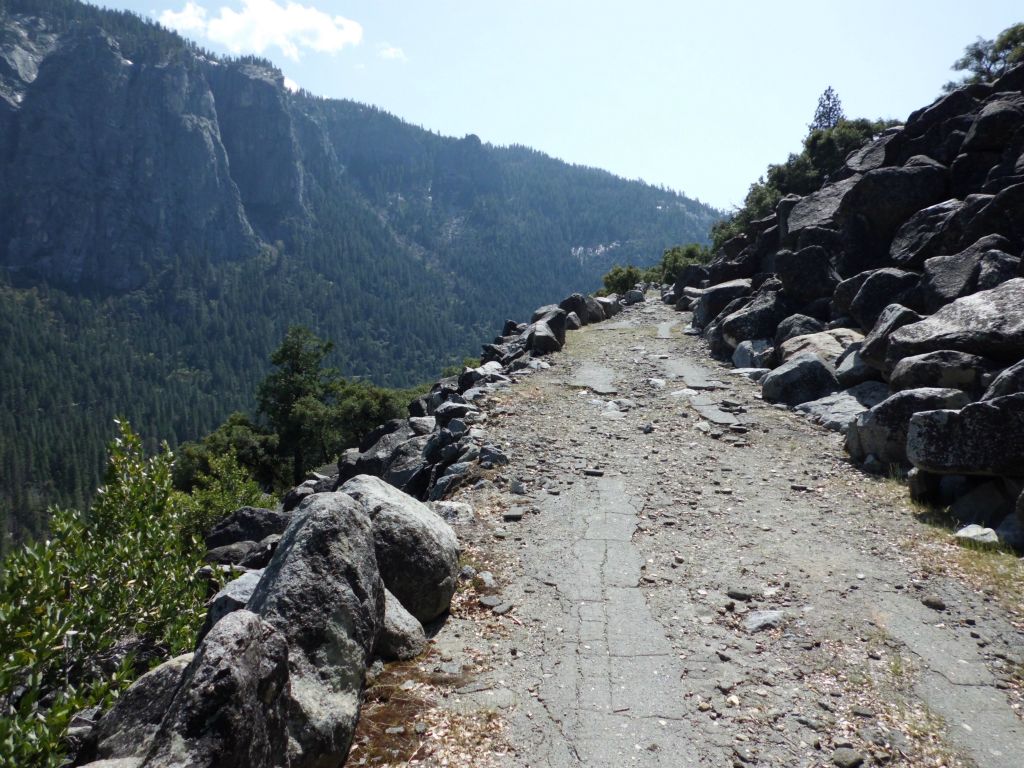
440,298 -> 1024,768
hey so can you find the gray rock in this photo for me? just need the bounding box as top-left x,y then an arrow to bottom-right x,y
248,492 -> 385,768
954,524 -> 1000,546
779,329 -> 862,366
205,506 -> 291,549
92,654 -> 193,760
835,344 -> 882,387
408,416 -> 436,436
622,288 -> 645,305
744,610 -> 785,632
377,589 -> 427,661
381,435 -> 432,495
479,443 -> 509,467
141,611 -> 289,768
774,314 -> 825,348
595,295 -> 623,317
849,268 -> 920,331
721,288 -> 792,348
281,480 -> 318,512
889,198 -> 969,269
557,293 -> 589,325
524,318 -> 562,354
888,278 -> 1024,364
859,304 -> 922,372
775,246 -> 839,303
950,479 -> 1021,526
205,540 -> 258,565
907,393 -> 1024,476
846,388 -> 971,465
982,359 -> 1024,399
429,500 -> 475,526
340,475 -> 460,623
918,237 -> 1018,313
565,311 -> 582,330
889,350 -> 993,394
732,339 -> 773,369
760,352 -> 840,407
198,569 -> 263,642
239,534 -> 282,569
690,279 -> 752,330
831,746 -> 865,768
795,382 -> 891,431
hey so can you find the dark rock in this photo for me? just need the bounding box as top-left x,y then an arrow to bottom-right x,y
565,311 -> 582,330
382,435 -> 432,496
961,182 -> 1024,251
623,288 -> 645,305
690,279 -> 752,330
774,314 -> 825,349
525,318 -> 563,355
408,416 -> 436,436
583,295 -> 606,323
672,264 -> 710,290
92,654 -> 194,761
595,295 -> 623,317
907,393 -> 1024,476
732,339 -> 773,369
846,132 -> 901,173
918,236 -> 1016,312
888,278 -> 1024,364
340,423 -> 415,481
530,304 -> 561,323
849,268 -> 920,331
205,540 -> 259,566
976,250 -> 1021,290
785,175 -> 861,242
248,492 -> 384,768
141,611 -> 289,768
846,388 -> 971,465
774,246 -> 839,303
340,475 -> 459,624
983,359 -> 1024,399
238,535 -> 281,569
205,507 -> 292,550
557,294 -> 589,325
831,746 -> 865,768
831,271 -> 872,319
433,401 -> 479,427
760,352 -> 840,406
889,350 -> 993,394
889,198 -> 967,268
720,288 -> 792,348
836,343 -> 883,387
860,304 -> 923,372
778,329 -> 862,366
358,419 -> 407,453
376,589 -> 427,661
962,94 -> 1024,153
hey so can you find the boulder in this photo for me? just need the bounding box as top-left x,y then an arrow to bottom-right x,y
530,304 -> 561,323
960,182 -> 1024,251
779,329 -> 863,366
831,271 -> 872,319
198,570 -> 263,642
205,540 -> 258,566
595,295 -> 623,317
887,278 -> 1024,365
983,359 -> 1024,399
950,478 -> 1022,527
848,268 -> 920,331
976,250 -> 1021,290
92,654 -> 194,761
859,304 -> 923,371
785,175 -> 861,241
888,198 -> 967,268
846,132 -> 902,173
381,435 -> 432,496
846,388 -> 972,465
340,423 -> 415,481
565,311 -> 582,330
732,339 -> 773,369
836,343 -> 883,387
584,295 -> 606,323
774,314 -> 825,348
907,393 -> 1024,476
918,236 -> 1015,313
205,507 -> 292,550
720,288 -> 792,348
889,350 -> 993,394
525,319 -> 562,354
962,95 -> 1024,153
760,352 -> 841,406
672,264 -> 709,290
774,246 -> 839,303
795,381 -> 891,431
557,294 -> 589,325
339,475 -> 460,623
247,492 -> 385,768
376,589 -> 427,661
622,289 -> 645,305
690,279 -> 752,330
281,480 -> 317,512
140,611 -> 289,768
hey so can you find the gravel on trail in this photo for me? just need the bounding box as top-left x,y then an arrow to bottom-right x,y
421,298 -> 1024,768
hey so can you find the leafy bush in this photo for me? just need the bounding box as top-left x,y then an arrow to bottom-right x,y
602,264 -> 643,294
0,421 -> 245,767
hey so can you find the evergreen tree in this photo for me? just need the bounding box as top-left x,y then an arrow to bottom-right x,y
809,87 -> 845,132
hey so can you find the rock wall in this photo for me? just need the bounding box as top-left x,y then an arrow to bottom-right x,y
664,64 -> 1024,547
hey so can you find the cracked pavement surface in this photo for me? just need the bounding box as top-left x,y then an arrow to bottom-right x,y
434,297 -> 1024,768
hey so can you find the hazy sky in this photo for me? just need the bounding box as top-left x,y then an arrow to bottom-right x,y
95,1 -> 1021,210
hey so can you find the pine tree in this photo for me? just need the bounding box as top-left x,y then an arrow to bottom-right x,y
809,87 -> 845,132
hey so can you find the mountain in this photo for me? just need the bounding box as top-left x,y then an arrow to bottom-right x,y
0,0 -> 720,545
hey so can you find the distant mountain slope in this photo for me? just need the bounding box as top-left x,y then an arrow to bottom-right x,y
0,0 -> 719,543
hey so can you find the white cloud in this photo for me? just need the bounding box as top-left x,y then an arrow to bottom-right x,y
377,43 -> 407,62
283,76 -> 300,92
160,0 -> 363,61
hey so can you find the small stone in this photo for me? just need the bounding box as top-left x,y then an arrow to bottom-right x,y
385,726 -> 406,735
503,509 -> 525,522
744,610 -> 785,632
478,595 -> 502,609
831,747 -> 865,768
510,480 -> 527,495
921,594 -> 946,611
492,602 -> 514,615
727,587 -> 755,601
583,468 -> 604,477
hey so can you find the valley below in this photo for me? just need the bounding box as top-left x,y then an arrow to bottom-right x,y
395,297 -> 1024,768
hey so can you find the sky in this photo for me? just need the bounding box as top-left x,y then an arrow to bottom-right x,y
93,1 -> 1022,211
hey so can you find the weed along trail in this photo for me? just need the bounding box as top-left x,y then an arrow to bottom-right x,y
440,297 -> 1024,768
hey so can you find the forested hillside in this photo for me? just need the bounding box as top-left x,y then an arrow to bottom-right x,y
0,0 -> 719,547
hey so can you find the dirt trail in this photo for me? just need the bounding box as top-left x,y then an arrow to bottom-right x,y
434,299 -> 1024,768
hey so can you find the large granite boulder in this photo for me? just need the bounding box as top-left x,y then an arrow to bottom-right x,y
247,492 -> 384,768
720,288 -> 792,348
376,589 -> 427,661
889,350 -> 993,394
339,475 -> 460,623
760,352 -> 841,406
907,393 -> 1024,476
774,314 -> 825,348
889,198 -> 968,268
690,279 -> 752,330
557,294 -> 589,325
860,304 -> 923,371
141,611 -> 290,768
91,654 -> 194,761
774,246 -> 839,303
848,268 -> 921,331
887,278 -> 1024,365
795,381 -> 891,432
198,569 -> 263,642
845,388 -> 971,465
918,236 -> 1018,312
983,359 -> 1024,399
778,329 -> 862,366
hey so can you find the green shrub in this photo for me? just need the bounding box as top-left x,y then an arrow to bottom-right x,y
602,264 -> 643,295
0,421 -> 246,767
